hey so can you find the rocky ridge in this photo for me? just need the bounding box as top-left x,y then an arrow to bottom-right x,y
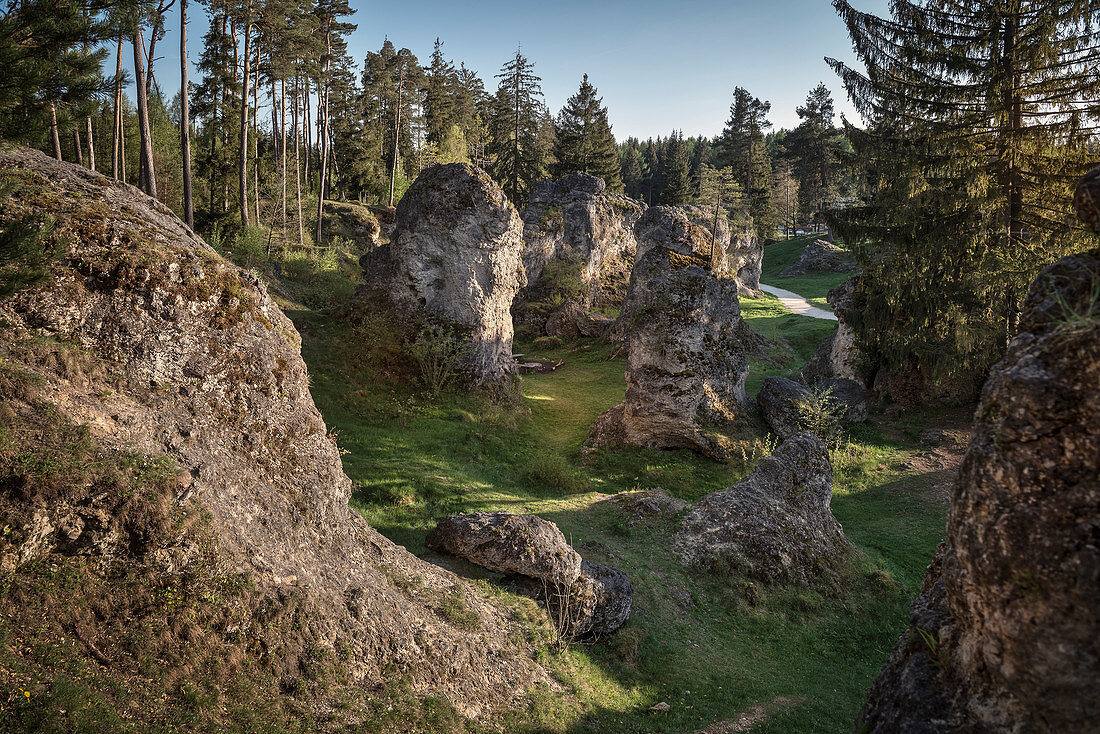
0,148 -> 548,721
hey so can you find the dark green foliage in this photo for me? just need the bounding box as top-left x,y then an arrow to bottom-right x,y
552,74 -> 622,191
0,0 -> 110,143
716,87 -> 777,237
490,48 -> 551,206
659,132 -> 691,205
786,83 -> 843,222
827,0 -> 1100,399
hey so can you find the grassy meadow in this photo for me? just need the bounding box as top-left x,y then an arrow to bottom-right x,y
269,227 -> 954,732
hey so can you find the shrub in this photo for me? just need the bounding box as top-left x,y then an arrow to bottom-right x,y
796,385 -> 848,445
409,323 -> 469,397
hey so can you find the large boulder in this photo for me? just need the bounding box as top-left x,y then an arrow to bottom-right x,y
674,433 -> 853,584
0,148 -> 548,721
756,376 -> 814,438
517,173 -> 645,334
591,207 -> 757,459
857,175 -> 1100,733
427,512 -> 632,639
780,238 -> 856,277
426,511 -> 582,586
358,163 -> 526,382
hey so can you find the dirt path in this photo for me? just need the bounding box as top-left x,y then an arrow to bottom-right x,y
759,283 -> 838,321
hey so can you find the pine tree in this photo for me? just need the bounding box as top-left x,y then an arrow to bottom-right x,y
787,83 -> 840,223
660,131 -> 690,205
716,86 -> 774,234
490,47 -> 547,206
551,74 -> 621,190
620,142 -> 644,199
424,38 -> 457,146
828,0 -> 1100,397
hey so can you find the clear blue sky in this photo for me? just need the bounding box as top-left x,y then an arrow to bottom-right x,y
143,0 -> 890,140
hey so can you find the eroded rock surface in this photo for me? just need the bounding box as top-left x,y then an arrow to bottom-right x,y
592,207 -> 757,458
757,376 -> 814,438
803,276 -> 866,386
680,205 -> 762,297
674,433 -> 853,583
426,511 -> 582,586
517,173 -> 645,335
857,185 -> 1100,732
358,163 -> 526,382
0,148 -> 547,720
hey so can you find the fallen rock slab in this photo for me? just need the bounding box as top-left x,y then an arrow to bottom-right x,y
426,511 -> 582,586
780,238 -> 855,277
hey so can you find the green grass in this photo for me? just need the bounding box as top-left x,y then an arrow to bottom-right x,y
761,236 -> 854,310
294,299 -> 951,733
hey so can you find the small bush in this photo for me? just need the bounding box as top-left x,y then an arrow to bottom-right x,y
409,324 -> 469,397
797,384 -> 848,445
521,453 -> 590,494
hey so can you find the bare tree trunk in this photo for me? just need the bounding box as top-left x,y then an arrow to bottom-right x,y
50,105 -> 62,160
180,0 -> 193,227
120,105 -> 127,183
253,50 -> 260,226
314,34 -> 330,244
112,35 -> 122,179
304,80 -> 312,184
389,65 -> 405,207
238,3 -> 252,229
73,129 -> 84,165
280,78 -> 287,233
294,71 -> 304,247
133,24 -> 158,198
86,117 -> 96,172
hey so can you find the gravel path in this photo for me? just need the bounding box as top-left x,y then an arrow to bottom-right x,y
759,284 -> 838,321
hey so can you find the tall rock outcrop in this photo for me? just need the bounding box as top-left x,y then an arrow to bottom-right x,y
589,206 -> 757,459
857,171 -> 1100,733
358,163 -> 526,382
516,173 -> 645,335
0,148 -> 547,722
802,276 -> 866,386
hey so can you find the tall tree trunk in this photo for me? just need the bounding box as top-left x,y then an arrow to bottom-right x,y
315,34 -> 330,244
304,82 -> 312,185
238,4 -> 252,229
294,71 -> 304,247
180,0 -> 193,227
85,117 -> 96,172
50,105 -> 62,160
280,78 -> 287,233
253,50 -> 260,226
112,34 -> 123,180
73,129 -> 84,165
120,103 -> 127,183
133,24 -> 158,198
389,66 -> 404,207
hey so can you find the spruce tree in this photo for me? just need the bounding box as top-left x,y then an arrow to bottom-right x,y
716,86 -> 774,235
489,47 -> 547,206
787,83 -> 840,223
424,38 -> 456,146
660,131 -> 690,205
828,0 -> 1100,397
551,74 -> 621,190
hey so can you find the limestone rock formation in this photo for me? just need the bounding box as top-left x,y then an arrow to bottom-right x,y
679,205 -> 762,297
358,163 -> 526,382
803,276 -> 866,386
592,207 -> 757,459
427,512 -> 632,639
0,148 -> 547,720
517,172 -> 645,335
426,511 -> 582,586
674,433 -> 853,583
780,238 -> 855,277
857,178 -> 1100,732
